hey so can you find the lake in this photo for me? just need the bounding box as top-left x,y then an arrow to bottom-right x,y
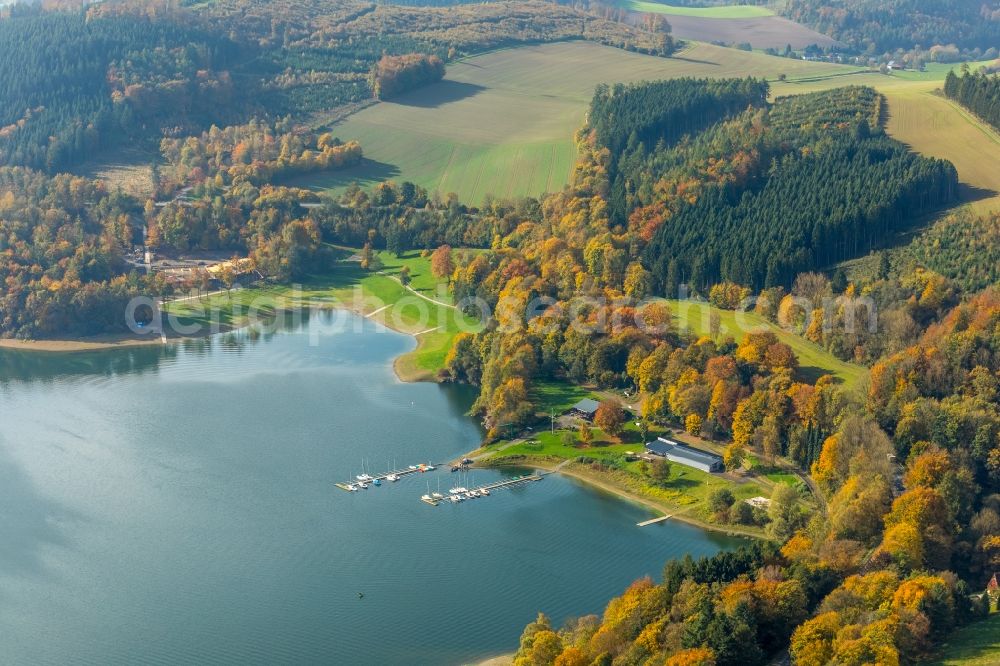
0,311 -> 743,664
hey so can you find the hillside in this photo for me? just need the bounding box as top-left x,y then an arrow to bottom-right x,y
783,0 -> 1000,55
285,41 -> 850,202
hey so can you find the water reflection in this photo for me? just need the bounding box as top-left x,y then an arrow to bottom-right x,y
0,310 -> 345,385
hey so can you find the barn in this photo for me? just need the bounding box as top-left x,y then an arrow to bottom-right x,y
644,437 -> 724,473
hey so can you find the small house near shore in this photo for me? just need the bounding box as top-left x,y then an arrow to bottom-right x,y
568,398 -> 600,420
645,437 -> 724,473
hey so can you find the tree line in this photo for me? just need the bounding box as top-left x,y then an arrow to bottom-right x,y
944,67 -> 1000,132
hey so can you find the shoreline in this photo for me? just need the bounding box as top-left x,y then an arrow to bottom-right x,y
484,458 -> 763,540
0,298 -> 437,383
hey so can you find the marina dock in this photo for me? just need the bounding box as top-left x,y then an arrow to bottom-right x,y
421,473 -> 543,506
335,463 -> 436,491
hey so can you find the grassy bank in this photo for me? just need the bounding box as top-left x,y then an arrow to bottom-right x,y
162,252 -> 480,381
481,415 -> 808,538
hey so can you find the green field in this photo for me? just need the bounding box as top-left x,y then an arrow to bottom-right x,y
617,2 -> 774,18
930,612 -> 1000,665
288,41 -> 849,203
163,255 -> 480,381
665,299 -> 867,389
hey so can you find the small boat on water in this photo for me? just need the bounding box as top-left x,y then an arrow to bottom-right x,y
408,465 -> 418,470
359,482 -> 370,489
373,479 -> 381,486
450,495 -> 463,503
424,464 -> 436,471
346,484 -> 358,492
356,474 -> 373,482
421,493 -> 433,501
387,474 -> 399,482
451,466 -> 459,473
432,492 -> 444,499
481,488 -> 490,496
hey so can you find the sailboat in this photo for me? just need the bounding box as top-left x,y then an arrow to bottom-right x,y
421,480 -> 433,502
356,457 -> 373,482
432,478 -> 444,500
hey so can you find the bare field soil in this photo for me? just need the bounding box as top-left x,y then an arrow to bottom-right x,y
665,14 -> 840,49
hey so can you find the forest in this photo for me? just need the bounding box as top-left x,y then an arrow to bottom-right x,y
944,68 -> 1000,132
0,3 -> 242,172
0,0 -> 671,172
783,0 -> 1000,56
600,84 -> 958,291
157,118 -> 362,192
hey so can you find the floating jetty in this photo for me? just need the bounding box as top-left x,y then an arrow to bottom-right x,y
421,474 -> 543,506
336,463 -> 435,492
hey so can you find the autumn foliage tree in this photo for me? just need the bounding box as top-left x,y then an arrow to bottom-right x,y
594,399 -> 627,436
368,53 -> 445,100
430,244 -> 455,281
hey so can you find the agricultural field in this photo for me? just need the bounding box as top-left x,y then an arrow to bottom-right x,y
293,39 -> 1000,211
664,299 -> 868,389
612,1 -> 840,49
662,14 -> 839,49
287,41 -> 849,203
616,2 -> 774,18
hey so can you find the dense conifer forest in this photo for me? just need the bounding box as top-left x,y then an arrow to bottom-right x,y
588,84 -> 958,291
0,4 -> 241,172
944,68 -> 1000,132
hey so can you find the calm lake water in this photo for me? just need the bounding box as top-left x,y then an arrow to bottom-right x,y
0,312 -> 742,665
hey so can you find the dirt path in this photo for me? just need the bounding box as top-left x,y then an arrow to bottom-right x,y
377,271 -> 455,308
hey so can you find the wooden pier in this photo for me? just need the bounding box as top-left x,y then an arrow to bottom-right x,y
637,515 -> 672,527
335,463 -> 436,491
421,474 -> 543,506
